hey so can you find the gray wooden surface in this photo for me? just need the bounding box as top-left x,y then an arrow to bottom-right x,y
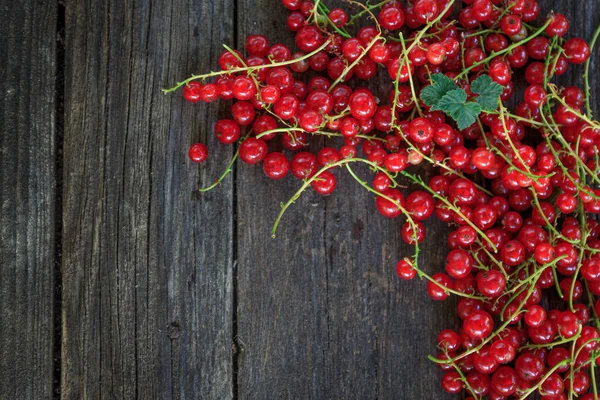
0,0 -> 598,399
0,1 -> 58,399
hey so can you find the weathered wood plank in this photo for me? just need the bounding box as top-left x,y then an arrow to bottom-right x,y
62,0 -> 234,398
0,1 -> 57,399
235,1 -> 329,398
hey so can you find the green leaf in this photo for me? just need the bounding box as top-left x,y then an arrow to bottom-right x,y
450,102 -> 482,130
434,89 -> 468,114
420,73 -> 458,108
471,75 -> 503,111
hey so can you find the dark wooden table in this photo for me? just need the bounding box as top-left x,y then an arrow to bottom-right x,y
1,1 -> 598,399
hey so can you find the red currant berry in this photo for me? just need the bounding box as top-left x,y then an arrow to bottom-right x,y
188,143 -> 208,163
263,152 -> 289,180
312,171 -> 337,195
239,138 -> 268,164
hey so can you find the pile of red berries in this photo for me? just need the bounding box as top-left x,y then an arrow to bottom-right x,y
166,0 -> 600,398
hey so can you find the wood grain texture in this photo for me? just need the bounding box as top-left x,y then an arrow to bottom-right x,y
0,1 -> 57,399
235,1 -> 329,397
62,0 -> 234,398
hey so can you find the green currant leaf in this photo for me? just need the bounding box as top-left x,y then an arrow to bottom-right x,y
434,88 -> 468,114
450,102 -> 482,130
419,73 -> 458,108
471,75 -> 503,111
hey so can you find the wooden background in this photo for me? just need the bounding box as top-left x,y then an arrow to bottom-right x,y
0,0 -> 598,399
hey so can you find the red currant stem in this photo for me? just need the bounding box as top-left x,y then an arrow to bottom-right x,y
498,104 -> 545,181
547,84 -> 600,129
540,104 -> 600,191
528,187 -> 577,244
346,165 -> 485,301
542,37 -> 560,88
574,338 -> 600,368
345,0 -> 388,26
455,18 -> 553,81
162,40 -> 332,94
401,171 -> 499,252
441,349 -> 482,400
463,28 -> 498,38
517,359 -> 572,400
568,205 -> 589,312
344,0 -> 382,33
471,251 -> 490,272
504,258 -> 562,296
271,157 -> 397,238
584,22 -> 600,119
394,130 -> 493,195
326,107 -> 350,121
567,329 -> 580,400
499,260 -> 560,320
198,148 -> 240,193
487,109 -> 545,128
491,146 -> 553,183
586,281 -> 600,331
429,257 -> 568,365
476,117 -> 490,147
401,22 -> 457,44
518,326 -> 584,351
254,126 -> 386,143
223,44 -> 268,101
591,355 -> 599,400
315,2 -> 352,38
551,264 -> 564,300
397,32 -> 423,117
328,34 -> 382,92
479,246 -> 507,279
308,0 -> 323,24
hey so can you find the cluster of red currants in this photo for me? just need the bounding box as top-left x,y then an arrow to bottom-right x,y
169,0 -> 600,398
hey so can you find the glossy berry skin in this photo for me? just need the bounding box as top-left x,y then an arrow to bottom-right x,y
501,14 -> 522,36
263,152 -> 289,180
378,6 -> 404,30
349,90 -> 377,120
188,143 -> 208,163
491,366 -> 518,396
214,120 -> 241,144
427,273 -> 453,301
375,188 -> 405,218
396,259 -> 417,280
463,310 -> 494,340
441,372 -> 463,394
408,117 -> 434,144
290,152 -> 318,180
524,305 -> 546,328
515,353 -> 544,382
405,191 -> 434,220
246,34 -> 269,56
231,101 -> 256,126
312,171 -> 336,195
239,138 -> 268,164
476,270 -> 506,298
328,8 -> 348,28
183,82 -> 203,102
546,13 -> 569,37
564,38 -> 591,64
233,76 -> 257,101
296,25 -> 324,52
